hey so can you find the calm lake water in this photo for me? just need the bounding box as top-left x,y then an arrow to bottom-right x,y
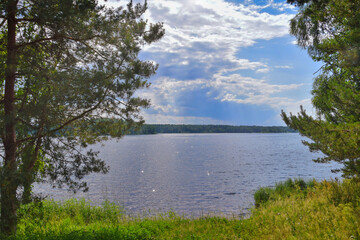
35,133 -> 341,216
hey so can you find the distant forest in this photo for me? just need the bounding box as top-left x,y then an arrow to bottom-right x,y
130,124 -> 297,135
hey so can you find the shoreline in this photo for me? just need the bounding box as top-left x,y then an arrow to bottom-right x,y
5,178 -> 359,239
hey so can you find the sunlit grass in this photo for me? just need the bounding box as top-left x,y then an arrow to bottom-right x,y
3,179 -> 360,239
242,179 -> 360,239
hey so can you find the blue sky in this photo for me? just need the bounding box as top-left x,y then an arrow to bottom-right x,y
102,0 -> 321,126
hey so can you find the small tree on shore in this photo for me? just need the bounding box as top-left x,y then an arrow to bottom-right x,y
0,0 -> 164,235
282,0 -> 360,178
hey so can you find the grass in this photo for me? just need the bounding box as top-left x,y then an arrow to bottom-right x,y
253,178 -> 315,207
2,178 -> 360,239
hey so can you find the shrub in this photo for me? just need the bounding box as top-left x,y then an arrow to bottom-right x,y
254,187 -> 272,207
254,178 -> 316,207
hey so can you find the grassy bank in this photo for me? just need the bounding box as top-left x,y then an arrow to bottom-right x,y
3,179 -> 360,239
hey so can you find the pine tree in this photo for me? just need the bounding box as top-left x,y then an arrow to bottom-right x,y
0,0 -> 164,234
282,0 -> 360,179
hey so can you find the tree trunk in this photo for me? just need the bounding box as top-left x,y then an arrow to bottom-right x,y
21,140 -> 42,204
0,178 -> 18,235
1,0 -> 18,235
22,178 -> 32,204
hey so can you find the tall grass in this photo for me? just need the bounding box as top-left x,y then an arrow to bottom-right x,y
2,179 -> 360,239
248,178 -> 360,239
253,178 -> 316,207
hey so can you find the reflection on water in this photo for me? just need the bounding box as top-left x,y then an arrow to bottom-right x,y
35,133 -> 341,216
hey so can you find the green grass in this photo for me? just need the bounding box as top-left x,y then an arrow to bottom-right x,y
254,178 -> 316,207
2,179 -> 360,239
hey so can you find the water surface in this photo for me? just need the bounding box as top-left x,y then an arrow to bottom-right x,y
36,133 -> 341,216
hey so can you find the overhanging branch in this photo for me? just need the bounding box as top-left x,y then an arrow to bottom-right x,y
16,88 -> 110,144
16,34 -> 102,49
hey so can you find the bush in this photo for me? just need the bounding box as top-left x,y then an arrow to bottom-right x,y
254,178 -> 316,207
254,187 -> 272,207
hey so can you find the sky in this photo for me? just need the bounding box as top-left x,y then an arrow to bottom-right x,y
102,0 -> 322,126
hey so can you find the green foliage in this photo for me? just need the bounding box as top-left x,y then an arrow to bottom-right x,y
131,124 -> 296,135
325,179 -> 360,207
0,0 -> 164,234
282,0 -> 360,178
242,179 -> 360,239
254,178 -> 316,207
1,179 -> 359,239
253,187 -> 271,207
17,198 -> 125,228
0,0 -> 165,189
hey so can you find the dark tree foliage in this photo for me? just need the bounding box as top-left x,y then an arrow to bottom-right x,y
282,0 -> 360,179
286,0 -> 323,7
132,124 -> 295,134
0,0 -> 164,234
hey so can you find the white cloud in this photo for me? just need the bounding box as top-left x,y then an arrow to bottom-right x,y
100,0 -> 310,124
256,68 -> 270,73
140,77 -> 206,114
141,112 -> 230,125
100,0 -> 295,76
99,0 -> 295,75
244,0 -> 296,12
98,0 -> 126,8
208,72 -> 303,110
140,73 -> 305,117
141,0 -> 294,71
274,65 -> 293,69
283,98 -> 316,116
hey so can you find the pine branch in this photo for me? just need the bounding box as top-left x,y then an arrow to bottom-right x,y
16,34 -> 101,49
17,88 -> 110,144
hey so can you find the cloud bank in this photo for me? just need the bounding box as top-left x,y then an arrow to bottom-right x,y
102,0 -> 315,125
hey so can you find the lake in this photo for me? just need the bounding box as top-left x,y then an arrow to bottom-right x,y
35,133 -> 341,216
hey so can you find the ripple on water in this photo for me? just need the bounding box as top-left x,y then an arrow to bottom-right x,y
34,133 -> 342,216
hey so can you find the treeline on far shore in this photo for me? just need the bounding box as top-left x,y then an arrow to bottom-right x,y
130,124 -> 297,135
